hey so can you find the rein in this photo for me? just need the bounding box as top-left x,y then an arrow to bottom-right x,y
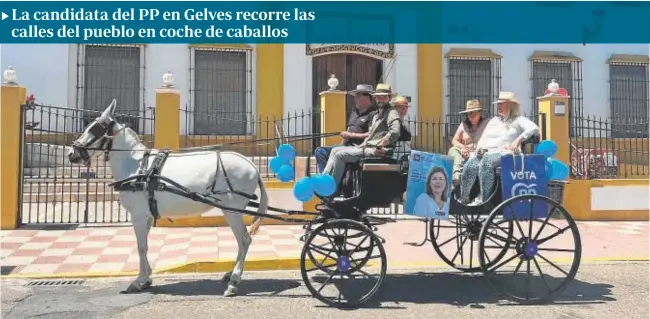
74,130 -> 341,154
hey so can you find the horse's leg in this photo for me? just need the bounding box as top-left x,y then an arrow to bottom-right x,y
222,201 -> 252,297
125,213 -> 154,293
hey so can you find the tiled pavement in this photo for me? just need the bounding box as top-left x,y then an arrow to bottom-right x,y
1,220 -> 648,277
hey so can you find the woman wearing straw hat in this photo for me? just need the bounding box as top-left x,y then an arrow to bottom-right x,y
458,92 -> 539,205
448,99 -> 488,185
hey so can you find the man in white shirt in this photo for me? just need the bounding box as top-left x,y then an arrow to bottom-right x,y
458,92 -> 539,205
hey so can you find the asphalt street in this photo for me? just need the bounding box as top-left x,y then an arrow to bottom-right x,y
2,262 -> 648,319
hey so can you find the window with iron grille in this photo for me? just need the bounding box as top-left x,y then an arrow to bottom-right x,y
529,51 -> 583,137
608,58 -> 649,138
76,44 -> 145,134
445,48 -> 502,129
190,47 -> 253,135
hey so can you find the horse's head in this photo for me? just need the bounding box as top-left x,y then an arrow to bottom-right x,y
68,99 -> 121,166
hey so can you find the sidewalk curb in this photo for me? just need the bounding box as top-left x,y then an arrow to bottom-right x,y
1,256 -> 648,280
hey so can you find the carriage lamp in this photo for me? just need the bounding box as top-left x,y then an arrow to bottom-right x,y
162,70 -> 174,87
327,74 -> 339,91
3,66 -> 17,84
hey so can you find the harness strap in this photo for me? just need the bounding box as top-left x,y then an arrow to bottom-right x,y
209,152 -> 258,201
145,150 -> 171,220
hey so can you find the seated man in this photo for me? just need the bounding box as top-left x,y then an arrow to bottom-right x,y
375,95 -> 412,160
459,92 -> 539,205
322,83 -> 402,191
314,84 -> 376,172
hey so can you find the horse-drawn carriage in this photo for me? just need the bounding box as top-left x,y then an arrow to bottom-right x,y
68,101 -> 582,309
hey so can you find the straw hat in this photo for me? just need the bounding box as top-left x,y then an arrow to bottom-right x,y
492,91 -> 521,106
372,83 -> 396,97
347,84 -> 374,96
459,99 -> 482,114
391,95 -> 410,107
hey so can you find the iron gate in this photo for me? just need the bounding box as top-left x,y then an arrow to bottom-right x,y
18,101 -> 155,225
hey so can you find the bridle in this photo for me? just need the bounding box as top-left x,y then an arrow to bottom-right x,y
71,118 -> 125,164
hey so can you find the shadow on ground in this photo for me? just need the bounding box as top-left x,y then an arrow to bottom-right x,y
136,270 -> 614,310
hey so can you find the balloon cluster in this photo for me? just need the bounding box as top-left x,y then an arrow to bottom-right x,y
293,174 -> 337,202
535,140 -> 570,181
270,144 -> 296,183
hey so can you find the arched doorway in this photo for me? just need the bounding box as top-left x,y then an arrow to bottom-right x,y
311,53 -> 384,148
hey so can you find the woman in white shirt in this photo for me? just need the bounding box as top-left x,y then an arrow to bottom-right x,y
414,166 -> 450,218
458,92 -> 540,205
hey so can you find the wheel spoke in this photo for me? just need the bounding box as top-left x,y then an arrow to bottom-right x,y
526,260 -> 531,300
487,253 -> 521,273
306,263 -> 337,272
451,237 -> 469,264
469,239 -> 474,269
537,247 -> 575,253
533,257 -> 552,293
536,253 -> 570,276
532,206 -> 556,241
348,234 -> 370,255
537,225 -> 571,245
437,232 -> 463,248
485,231 -> 515,246
317,271 -> 336,294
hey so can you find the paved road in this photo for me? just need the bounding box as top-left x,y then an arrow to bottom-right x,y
2,262 -> 648,319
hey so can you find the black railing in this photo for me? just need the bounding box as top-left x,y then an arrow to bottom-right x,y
180,104 -> 321,178
19,103 -> 156,225
570,114 -> 649,179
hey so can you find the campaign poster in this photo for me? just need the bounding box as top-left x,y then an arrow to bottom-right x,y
500,154 -> 550,220
404,150 -> 454,219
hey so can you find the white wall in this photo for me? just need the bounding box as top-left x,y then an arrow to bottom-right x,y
2,44 -> 258,135
441,43 -> 649,118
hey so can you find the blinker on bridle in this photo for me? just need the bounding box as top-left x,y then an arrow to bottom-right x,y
72,119 -> 118,163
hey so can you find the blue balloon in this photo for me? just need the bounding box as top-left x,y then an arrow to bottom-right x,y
549,158 -> 570,181
535,140 -> 558,158
293,177 -> 315,202
269,157 -> 284,174
277,144 -> 296,163
312,174 -> 337,196
277,164 -> 295,182
544,158 -> 553,181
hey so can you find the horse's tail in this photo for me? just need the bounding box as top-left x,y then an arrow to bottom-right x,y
248,173 -> 267,237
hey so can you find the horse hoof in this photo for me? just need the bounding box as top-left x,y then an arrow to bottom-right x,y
141,279 -> 153,290
122,283 -> 142,294
221,272 -> 231,284
224,285 -> 237,297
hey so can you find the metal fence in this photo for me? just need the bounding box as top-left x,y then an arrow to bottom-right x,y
19,101 -> 155,225
570,114 -> 649,179
180,104 -> 321,178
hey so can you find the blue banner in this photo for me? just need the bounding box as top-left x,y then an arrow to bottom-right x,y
405,150 -> 454,220
500,154 -> 550,220
0,1 -> 649,43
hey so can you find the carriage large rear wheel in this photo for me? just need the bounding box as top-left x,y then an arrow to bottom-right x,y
300,219 -> 387,308
430,187 -> 514,273
478,194 -> 582,304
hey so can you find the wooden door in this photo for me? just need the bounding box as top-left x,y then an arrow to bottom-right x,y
312,54 -> 383,148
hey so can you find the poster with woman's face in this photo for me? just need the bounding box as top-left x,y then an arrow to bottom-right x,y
405,150 -> 454,219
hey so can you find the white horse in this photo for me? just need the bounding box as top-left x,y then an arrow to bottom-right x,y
67,100 -> 268,297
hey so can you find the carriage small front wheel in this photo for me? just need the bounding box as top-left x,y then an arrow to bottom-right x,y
300,219 -> 387,308
478,194 -> 582,304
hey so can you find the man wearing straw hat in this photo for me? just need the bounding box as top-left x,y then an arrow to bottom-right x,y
314,84 -> 377,172
458,91 -> 539,205
448,99 -> 488,185
322,83 -> 402,192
